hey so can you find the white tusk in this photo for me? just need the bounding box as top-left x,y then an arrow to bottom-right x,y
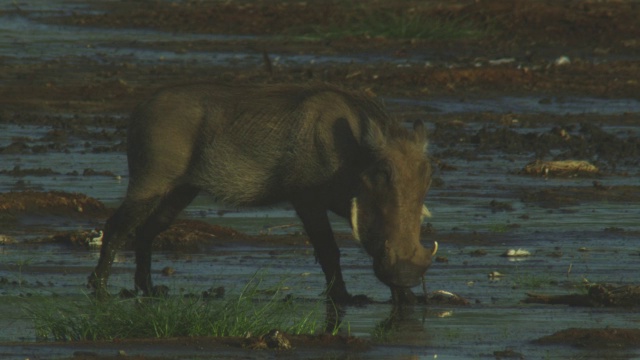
421,204 -> 432,219
432,241 -> 438,256
350,198 -> 360,241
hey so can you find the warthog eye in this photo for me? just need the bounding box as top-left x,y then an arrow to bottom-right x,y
367,164 -> 393,189
372,170 -> 391,186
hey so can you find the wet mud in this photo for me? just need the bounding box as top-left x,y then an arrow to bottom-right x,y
0,191 -> 108,226
1,0 -> 640,359
536,328 -> 640,349
5,333 -> 371,360
524,283 -> 640,307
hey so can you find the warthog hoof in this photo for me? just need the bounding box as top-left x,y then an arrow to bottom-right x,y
151,285 -> 170,298
328,289 -> 373,306
87,273 -> 110,301
391,287 -> 419,305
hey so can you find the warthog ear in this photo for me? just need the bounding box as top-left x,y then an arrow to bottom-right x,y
359,115 -> 386,152
413,119 -> 428,152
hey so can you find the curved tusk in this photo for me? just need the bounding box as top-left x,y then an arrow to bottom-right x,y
350,198 -> 360,242
421,204 -> 432,220
431,241 -> 438,256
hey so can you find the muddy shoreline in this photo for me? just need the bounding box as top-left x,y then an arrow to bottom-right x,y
2,1 -> 640,115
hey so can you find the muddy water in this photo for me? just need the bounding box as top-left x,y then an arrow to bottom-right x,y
2,115 -> 640,359
2,2 -> 640,359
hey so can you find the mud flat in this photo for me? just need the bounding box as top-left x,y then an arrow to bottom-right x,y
1,0 -> 640,359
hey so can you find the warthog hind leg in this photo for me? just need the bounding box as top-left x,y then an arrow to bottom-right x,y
391,287 -> 419,305
133,184 -> 200,296
88,198 -> 160,299
88,184 -> 199,298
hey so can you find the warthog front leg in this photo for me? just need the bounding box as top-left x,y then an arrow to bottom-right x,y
391,287 -> 419,305
293,202 -> 351,304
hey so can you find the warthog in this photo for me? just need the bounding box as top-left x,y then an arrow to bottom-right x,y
88,83 -> 437,304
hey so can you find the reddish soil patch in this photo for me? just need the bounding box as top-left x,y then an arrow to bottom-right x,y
0,190 -> 108,218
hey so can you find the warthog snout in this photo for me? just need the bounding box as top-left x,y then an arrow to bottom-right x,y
373,241 -> 438,288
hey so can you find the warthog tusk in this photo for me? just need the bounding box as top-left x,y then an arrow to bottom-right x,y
432,241 -> 438,256
421,204 -> 432,219
350,198 -> 360,241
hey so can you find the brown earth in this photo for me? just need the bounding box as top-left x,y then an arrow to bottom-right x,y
1,0 -> 640,115
1,0 -> 640,358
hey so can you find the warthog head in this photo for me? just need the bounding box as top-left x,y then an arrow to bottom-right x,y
351,119 -> 437,290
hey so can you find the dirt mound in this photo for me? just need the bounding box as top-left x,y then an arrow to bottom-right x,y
524,284 -> 640,307
154,219 -> 243,251
0,190 -> 109,218
520,160 -> 598,177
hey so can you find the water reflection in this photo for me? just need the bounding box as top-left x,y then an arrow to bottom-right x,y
326,300 -> 432,347
324,302 -> 346,334
372,305 -> 431,346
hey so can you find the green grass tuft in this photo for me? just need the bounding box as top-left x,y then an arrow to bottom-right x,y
25,276 -> 326,341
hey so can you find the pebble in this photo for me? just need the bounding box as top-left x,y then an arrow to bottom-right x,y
554,55 -> 571,66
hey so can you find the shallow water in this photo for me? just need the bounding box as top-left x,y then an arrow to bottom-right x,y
2,229 -> 640,359
2,120 -> 639,236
